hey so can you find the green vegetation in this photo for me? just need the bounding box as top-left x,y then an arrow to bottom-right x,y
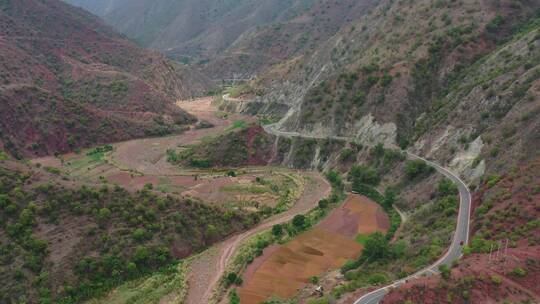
86,259 -> 190,304
226,120 -> 248,131
86,144 -> 113,161
439,264 -> 451,280
334,161 -> 460,299
348,165 -> 381,186
167,125 -> 270,168
215,173 -> 346,301
404,159 -> 434,179
0,165 -> 257,303
510,267 -> 527,277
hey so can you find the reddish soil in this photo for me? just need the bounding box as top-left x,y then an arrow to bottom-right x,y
319,195 -> 389,237
0,0 -> 202,158
382,247 -> 540,304
239,194 -> 389,304
185,172 -> 332,304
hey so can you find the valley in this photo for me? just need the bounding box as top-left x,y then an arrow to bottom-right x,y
1,0 -> 539,303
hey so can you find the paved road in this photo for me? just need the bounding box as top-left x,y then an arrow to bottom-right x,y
353,153 -> 471,304
260,121 -> 472,304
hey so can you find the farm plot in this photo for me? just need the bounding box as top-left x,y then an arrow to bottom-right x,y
239,194 -> 389,304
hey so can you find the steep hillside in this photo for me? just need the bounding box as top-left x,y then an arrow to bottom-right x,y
0,0 -> 210,158
0,156 -> 258,303
64,0 -> 316,74
236,0 -> 540,176
63,0 -> 384,79
213,2 -> 540,302
382,158 -> 540,304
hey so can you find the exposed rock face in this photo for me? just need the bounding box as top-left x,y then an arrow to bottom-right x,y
449,136 -> 485,182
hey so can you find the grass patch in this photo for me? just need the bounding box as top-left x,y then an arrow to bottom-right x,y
86,259 -> 190,304
226,120 -> 247,131
356,234 -> 370,245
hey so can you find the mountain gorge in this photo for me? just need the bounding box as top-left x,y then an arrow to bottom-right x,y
1,0 -> 539,303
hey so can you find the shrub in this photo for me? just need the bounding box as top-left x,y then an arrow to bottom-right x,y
348,165 -> 381,186
437,180 -> 458,196
510,267 -> 527,277
339,148 -> 355,162
439,264 -> 451,279
362,232 -> 391,261
292,214 -> 306,229
490,275 -> 502,285
225,273 -> 242,287
404,160 -> 433,179
318,199 -> 329,209
486,15 -> 504,33
271,224 -> 283,237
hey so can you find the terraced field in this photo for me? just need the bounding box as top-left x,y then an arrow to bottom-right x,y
239,194 -> 389,304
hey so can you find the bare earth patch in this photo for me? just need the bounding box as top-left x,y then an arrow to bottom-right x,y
239,194 -> 389,304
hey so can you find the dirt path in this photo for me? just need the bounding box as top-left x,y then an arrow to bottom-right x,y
33,96 -> 333,303
185,172 -> 332,304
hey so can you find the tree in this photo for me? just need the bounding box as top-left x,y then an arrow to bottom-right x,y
348,165 -> 381,186
383,188 -> 397,208
292,214 -> 306,229
362,232 -> 390,261
272,224 -> 283,237
325,170 -> 343,188
404,160 -> 433,179
205,224 -> 218,240
437,179 -> 458,196
225,273 -> 242,287
229,289 -> 240,304
132,228 -> 147,241
318,199 -> 329,209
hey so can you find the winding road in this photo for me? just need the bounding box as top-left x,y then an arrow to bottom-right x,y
353,153 -> 471,304
260,119 -> 472,304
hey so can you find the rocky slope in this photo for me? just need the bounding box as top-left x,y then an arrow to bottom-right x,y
0,0 -> 210,158
224,0 -> 540,179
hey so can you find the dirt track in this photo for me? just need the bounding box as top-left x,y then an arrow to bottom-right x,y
186,172 -> 331,304
32,97 -> 334,304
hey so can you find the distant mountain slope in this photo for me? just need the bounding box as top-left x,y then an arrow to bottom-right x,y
64,0 -> 321,77
0,0 -> 210,158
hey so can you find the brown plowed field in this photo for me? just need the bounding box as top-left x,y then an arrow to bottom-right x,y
239,194 -> 389,304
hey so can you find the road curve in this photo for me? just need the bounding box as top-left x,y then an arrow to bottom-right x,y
260,120 -> 472,304
353,153 -> 471,304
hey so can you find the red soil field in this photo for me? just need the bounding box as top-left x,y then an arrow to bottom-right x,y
239,194 -> 389,304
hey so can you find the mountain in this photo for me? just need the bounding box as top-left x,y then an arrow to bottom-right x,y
64,0 -> 380,78
0,0 -> 210,158
239,0 -> 540,174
